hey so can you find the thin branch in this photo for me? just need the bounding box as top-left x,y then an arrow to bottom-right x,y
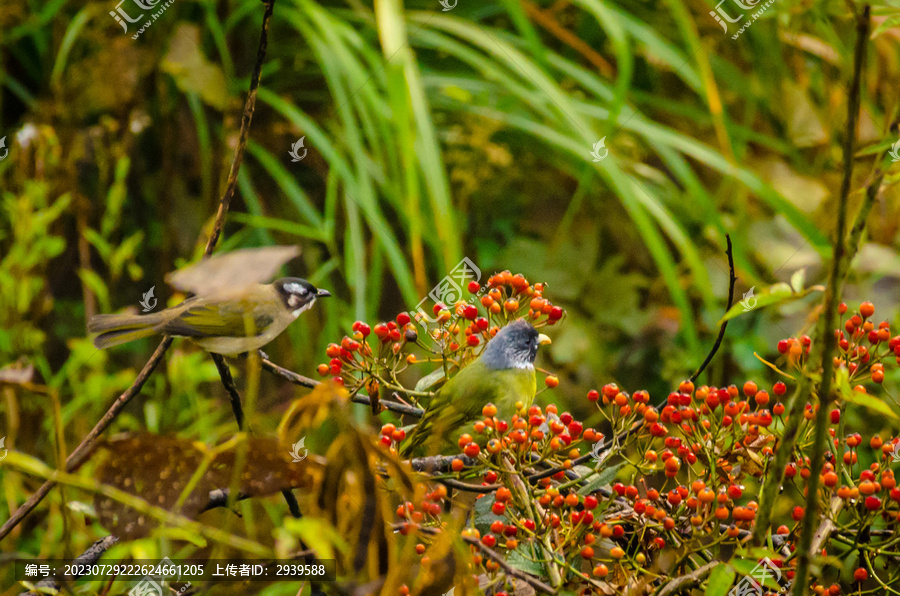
260,357 -> 425,417
462,534 -> 556,594
203,0 -> 276,255
408,525 -> 555,594
213,353 -> 246,429
655,560 -> 718,596
690,234 -> 736,383
519,0 -> 614,77
792,8 -> 870,594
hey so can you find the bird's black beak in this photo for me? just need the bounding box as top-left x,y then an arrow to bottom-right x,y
316,289 -> 332,297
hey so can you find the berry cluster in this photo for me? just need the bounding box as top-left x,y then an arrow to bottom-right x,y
375,301 -> 900,593
315,271 -> 565,409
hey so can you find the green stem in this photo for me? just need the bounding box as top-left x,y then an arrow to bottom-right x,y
792,8 -> 870,594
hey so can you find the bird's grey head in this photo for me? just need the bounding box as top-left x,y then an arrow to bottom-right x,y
274,278 -> 330,317
480,320 -> 551,370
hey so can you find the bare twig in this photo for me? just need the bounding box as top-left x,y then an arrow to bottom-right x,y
213,353 -> 246,428
260,357 -> 425,417
655,560 -> 718,596
520,0 -> 614,77
690,234 -> 736,383
203,0 -> 276,255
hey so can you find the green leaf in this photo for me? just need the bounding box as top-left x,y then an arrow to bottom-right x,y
283,517 -> 349,561
836,367 -> 899,419
790,268 -> 807,293
719,282 -> 824,324
871,14 -> 900,38
577,462 -> 622,496
506,545 -> 545,577
706,564 -> 736,596
152,527 -> 208,547
414,368 -> 446,393
474,493 -> 504,534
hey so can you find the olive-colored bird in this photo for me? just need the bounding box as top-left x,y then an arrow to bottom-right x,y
402,319 -> 551,456
88,278 -> 330,356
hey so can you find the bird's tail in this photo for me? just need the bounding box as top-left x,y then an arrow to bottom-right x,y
88,312 -> 165,349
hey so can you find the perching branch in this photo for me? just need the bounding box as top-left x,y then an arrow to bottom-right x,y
261,357 -> 425,417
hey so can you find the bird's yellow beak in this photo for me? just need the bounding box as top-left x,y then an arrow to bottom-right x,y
538,333 -> 552,346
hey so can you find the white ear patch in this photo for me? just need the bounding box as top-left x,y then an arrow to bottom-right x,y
284,282 -> 308,295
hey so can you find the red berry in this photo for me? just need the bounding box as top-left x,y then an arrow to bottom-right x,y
468,281 -> 480,293
548,306 -> 563,321
397,312 -> 411,326
853,567 -> 868,582
860,302 -> 875,318
587,389 -> 600,402
865,496 -> 882,510
773,381 -> 787,396
830,409 -> 841,424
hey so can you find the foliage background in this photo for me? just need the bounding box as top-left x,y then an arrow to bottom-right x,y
1,0 -> 900,593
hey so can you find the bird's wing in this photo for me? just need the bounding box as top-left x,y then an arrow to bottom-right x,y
403,364 -> 535,455
156,299 -> 274,338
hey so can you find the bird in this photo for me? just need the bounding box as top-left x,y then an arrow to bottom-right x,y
402,319 -> 551,456
88,278 -> 330,356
